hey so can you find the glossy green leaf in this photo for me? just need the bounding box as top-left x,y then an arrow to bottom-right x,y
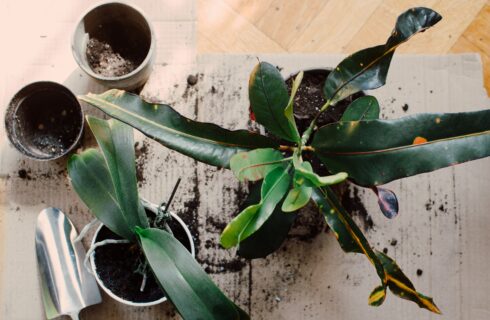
376,251 -> 441,314
294,157 -> 348,187
311,187 -> 439,313
221,166 -> 291,248
230,148 -> 286,182
312,110 -> 490,186
249,62 -> 300,142
237,182 -> 296,259
80,90 -> 278,168
87,116 -> 148,232
137,228 -> 249,320
323,7 -> 441,105
341,95 -> 380,121
281,185 -> 312,212
311,187 -> 386,284
68,149 -> 134,240
284,71 -> 303,140
368,285 -> 386,307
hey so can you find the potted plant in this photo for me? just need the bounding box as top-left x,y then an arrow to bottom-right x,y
77,7 -> 490,314
67,116 -> 249,318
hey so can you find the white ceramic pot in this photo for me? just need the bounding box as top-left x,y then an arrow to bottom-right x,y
89,200 -> 195,307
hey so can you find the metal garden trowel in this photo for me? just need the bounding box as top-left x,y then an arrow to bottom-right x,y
35,208 -> 102,319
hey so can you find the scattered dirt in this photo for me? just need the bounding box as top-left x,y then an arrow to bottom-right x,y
93,209 -> 192,303
341,185 -> 374,231
187,74 -> 198,86
417,269 -> 423,276
402,103 -> 409,112
179,173 -> 201,256
390,239 -> 398,246
18,169 -> 30,180
86,38 -> 136,77
134,140 -> 150,187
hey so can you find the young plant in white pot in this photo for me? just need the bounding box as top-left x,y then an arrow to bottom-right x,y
67,116 -> 249,319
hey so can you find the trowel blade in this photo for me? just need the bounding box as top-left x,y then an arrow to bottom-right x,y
35,207 -> 101,319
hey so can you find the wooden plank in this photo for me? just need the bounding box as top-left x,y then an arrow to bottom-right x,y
450,3 -> 490,95
224,0 -> 275,24
255,0 -> 327,50
287,0 -> 383,53
198,0 -> 285,53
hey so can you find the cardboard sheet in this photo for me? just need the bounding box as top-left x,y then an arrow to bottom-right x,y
1,1 -> 490,319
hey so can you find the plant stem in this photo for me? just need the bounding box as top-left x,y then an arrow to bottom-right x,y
278,145 -> 315,152
300,99 -> 333,145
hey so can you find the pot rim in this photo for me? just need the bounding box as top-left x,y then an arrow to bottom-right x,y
89,199 -> 195,307
4,81 -> 84,161
71,0 -> 156,82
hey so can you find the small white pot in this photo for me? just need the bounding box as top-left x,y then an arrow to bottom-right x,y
90,200 -> 195,307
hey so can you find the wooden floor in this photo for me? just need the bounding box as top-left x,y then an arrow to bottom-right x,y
197,0 -> 490,94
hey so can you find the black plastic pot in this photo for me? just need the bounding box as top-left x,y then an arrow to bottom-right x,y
72,2 -> 155,90
4,81 -> 84,160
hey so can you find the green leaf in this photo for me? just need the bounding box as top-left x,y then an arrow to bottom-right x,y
137,228 -> 249,320
284,71 -> 303,140
341,95 -> 380,121
68,149 -> 134,240
312,110 -> 490,186
249,62 -> 300,142
311,187 -> 440,313
230,148 -> 286,182
237,182 -> 296,259
79,90 -> 278,168
293,156 -> 348,187
368,285 -> 386,307
323,7 -> 441,105
220,166 -> 291,248
376,251 -> 441,314
86,116 -> 148,231
311,187 -> 386,285
282,185 -> 312,212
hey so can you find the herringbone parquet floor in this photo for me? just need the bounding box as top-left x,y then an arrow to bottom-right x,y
198,0 -> 490,94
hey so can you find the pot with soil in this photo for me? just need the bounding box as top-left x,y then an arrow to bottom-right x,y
283,69 -> 365,239
72,2 -> 155,90
90,199 -> 195,307
4,81 -> 84,160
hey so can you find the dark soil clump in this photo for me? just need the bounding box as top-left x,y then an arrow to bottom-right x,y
285,69 -> 364,134
134,141 -> 150,187
86,38 -> 136,77
93,209 -> 192,303
284,69 -> 364,176
341,185 -> 374,231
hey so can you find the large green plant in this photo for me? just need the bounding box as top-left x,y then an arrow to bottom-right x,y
78,7 -> 490,314
68,116 -> 248,320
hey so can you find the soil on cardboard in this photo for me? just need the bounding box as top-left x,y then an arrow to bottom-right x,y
93,209 -> 192,303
